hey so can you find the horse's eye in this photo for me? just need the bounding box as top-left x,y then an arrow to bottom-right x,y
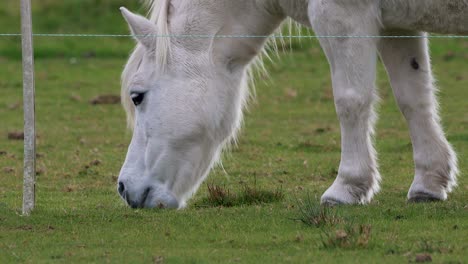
131,92 -> 145,106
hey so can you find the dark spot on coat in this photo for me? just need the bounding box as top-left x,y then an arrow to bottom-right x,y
411,58 -> 420,70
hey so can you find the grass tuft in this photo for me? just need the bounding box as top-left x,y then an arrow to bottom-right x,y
197,183 -> 284,208
321,223 -> 372,249
294,195 -> 373,249
241,184 -> 285,205
417,239 -> 453,254
206,184 -> 234,207
294,194 -> 343,228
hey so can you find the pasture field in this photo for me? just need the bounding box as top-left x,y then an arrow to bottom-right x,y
1,1 -> 467,263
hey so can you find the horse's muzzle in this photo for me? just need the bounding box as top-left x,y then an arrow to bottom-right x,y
117,182 -> 179,209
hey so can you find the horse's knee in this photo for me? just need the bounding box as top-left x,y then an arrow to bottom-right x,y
334,88 -> 375,122
309,0 -> 378,34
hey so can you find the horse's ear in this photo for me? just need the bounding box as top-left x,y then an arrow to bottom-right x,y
120,7 -> 157,50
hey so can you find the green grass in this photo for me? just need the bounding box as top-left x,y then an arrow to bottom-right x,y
1,1 -> 467,263
0,0 -> 143,59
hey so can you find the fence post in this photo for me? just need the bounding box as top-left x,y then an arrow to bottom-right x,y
21,0 -> 36,215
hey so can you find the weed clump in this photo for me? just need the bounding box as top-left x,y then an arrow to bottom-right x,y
198,183 -> 284,208
294,195 -> 373,249
417,239 -> 452,254
321,223 -> 372,249
294,195 -> 343,228
241,184 -> 284,205
206,184 -> 234,207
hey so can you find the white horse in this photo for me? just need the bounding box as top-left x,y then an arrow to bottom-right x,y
117,0 -> 466,209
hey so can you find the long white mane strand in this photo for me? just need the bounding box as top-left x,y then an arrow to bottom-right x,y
121,0 -> 301,131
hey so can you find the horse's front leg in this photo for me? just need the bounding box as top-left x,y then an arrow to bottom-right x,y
309,0 -> 381,204
378,32 -> 458,202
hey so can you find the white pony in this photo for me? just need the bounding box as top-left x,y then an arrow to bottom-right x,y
117,0 -> 466,209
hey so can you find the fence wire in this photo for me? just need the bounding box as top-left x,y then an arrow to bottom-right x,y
1,33 -> 468,39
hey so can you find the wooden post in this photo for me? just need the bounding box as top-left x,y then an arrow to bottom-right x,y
21,0 -> 36,215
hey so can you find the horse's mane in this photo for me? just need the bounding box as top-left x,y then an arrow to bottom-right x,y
121,0 -> 301,130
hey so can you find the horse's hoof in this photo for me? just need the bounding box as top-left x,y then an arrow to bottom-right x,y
408,192 -> 442,203
320,197 -> 346,207
321,182 -> 367,205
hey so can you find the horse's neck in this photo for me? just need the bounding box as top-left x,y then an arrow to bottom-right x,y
210,0 -> 285,69
170,0 -> 311,70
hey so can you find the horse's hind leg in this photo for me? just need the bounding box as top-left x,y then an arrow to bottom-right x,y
378,31 -> 458,202
309,1 -> 381,204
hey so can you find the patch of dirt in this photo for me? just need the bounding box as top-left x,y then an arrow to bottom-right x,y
8,102 -> 21,110
415,253 -> 432,263
8,131 -> 24,140
78,160 -> 102,177
153,256 -> 164,264
83,159 -> 102,170
63,185 -> 77,193
3,167 -> 15,174
82,51 -> 96,58
17,225 -> 33,231
294,234 -> 304,243
284,87 -> 298,99
70,94 -> 82,102
320,86 -> 333,101
36,168 -> 45,176
443,51 -> 455,61
315,127 -> 331,134
89,159 -> 101,166
335,229 -> 348,239
90,94 -> 120,105
110,175 -> 118,182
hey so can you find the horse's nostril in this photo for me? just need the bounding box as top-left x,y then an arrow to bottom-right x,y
118,182 -> 125,195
